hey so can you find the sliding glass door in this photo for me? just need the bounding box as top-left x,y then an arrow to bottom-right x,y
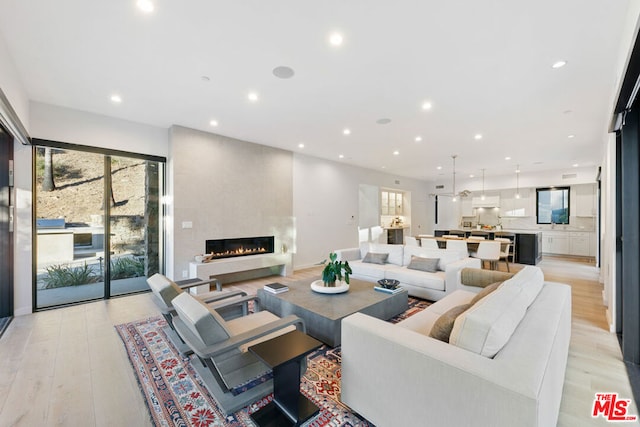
107,155 -> 161,297
34,142 -> 164,309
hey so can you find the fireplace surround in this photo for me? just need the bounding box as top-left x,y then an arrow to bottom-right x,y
205,236 -> 275,260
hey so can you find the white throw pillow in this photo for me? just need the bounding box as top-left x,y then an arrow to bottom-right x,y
449,285 -> 529,358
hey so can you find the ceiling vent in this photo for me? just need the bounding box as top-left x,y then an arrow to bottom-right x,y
435,184 -> 445,189
562,173 -> 577,179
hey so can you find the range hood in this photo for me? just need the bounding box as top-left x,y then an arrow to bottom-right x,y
471,196 -> 500,208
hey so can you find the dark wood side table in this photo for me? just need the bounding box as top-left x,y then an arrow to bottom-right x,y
248,330 -> 323,426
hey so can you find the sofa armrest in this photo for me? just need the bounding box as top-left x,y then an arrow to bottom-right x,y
334,247 -> 361,262
341,313 -> 538,427
460,267 -> 514,288
444,257 -> 481,292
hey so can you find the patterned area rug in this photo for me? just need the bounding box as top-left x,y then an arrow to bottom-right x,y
115,297 -> 430,426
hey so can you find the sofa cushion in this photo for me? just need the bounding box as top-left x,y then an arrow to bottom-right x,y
469,281 -> 502,305
385,267 -> 446,291
429,303 -> 472,343
349,260 -> 387,280
362,252 -> 389,264
500,265 -> 544,307
370,243 -> 404,266
403,247 -> 463,270
449,285 -> 529,358
407,256 -> 439,273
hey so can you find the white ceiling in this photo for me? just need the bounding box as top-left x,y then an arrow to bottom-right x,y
0,0 -> 636,181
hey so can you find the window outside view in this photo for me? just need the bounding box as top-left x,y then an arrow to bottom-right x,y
34,146 -> 162,308
537,187 -> 570,224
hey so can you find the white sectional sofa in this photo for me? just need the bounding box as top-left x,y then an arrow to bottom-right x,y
341,266 -> 571,427
334,242 -> 481,300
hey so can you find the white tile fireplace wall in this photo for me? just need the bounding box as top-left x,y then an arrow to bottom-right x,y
168,125 -> 294,281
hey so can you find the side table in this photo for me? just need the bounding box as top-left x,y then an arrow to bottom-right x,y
248,330 -> 323,426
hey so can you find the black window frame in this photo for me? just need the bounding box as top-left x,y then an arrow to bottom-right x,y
536,187 -> 570,225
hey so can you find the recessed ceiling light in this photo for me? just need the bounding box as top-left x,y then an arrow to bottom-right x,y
298,143 -> 305,149
136,0 -> 154,13
209,120 -> 218,127
273,66 -> 295,79
110,94 -> 122,103
568,134 -> 575,139
437,166 -> 442,170
505,156 -> 511,161
573,163 -> 579,167
339,154 -> 344,159
415,136 -> 422,142
343,128 -> 351,135
474,134 -> 483,140
393,151 -> 400,155
376,118 -> 391,125
515,168 -> 521,173
248,92 -> 259,102
381,166 -> 386,169
421,101 -> 432,110
552,60 -> 567,69
329,32 -> 343,46
469,174 -> 475,178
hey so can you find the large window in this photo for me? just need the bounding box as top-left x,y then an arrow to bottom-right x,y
33,140 -> 165,309
536,187 -> 570,224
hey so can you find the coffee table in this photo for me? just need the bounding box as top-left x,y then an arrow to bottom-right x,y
257,278 -> 408,346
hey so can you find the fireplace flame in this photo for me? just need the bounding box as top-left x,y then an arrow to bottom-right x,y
209,245 -> 268,258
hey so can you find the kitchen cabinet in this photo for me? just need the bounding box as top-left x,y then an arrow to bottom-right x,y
569,232 -> 590,256
574,184 -> 596,217
500,188 -> 530,217
515,232 -> 542,265
460,197 -> 474,216
542,232 -> 570,254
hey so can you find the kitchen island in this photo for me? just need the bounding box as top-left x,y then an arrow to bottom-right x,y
433,229 -> 542,265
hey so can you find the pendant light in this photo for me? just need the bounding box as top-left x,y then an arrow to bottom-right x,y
451,155 -> 458,202
515,164 -> 521,199
481,168 -> 486,200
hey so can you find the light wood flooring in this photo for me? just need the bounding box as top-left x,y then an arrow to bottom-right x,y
0,258 -> 636,426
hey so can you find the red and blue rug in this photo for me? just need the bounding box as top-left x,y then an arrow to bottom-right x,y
115,297 -> 429,426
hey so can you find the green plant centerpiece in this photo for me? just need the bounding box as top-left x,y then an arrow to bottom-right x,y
322,252 -> 352,287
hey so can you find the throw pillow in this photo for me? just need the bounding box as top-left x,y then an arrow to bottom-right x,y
429,304 -> 471,343
407,256 -> 439,273
469,281 -> 502,305
362,252 -> 389,265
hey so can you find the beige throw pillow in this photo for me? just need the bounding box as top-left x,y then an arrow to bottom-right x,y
429,304 -> 471,343
469,281 -> 502,305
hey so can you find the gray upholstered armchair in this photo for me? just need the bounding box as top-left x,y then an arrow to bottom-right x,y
172,292 -> 306,415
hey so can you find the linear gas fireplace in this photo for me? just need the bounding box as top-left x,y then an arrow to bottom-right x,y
205,236 -> 275,260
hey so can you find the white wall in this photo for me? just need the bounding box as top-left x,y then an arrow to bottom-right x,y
292,154 -> 432,268
601,133 -> 617,332
30,102 -> 168,157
